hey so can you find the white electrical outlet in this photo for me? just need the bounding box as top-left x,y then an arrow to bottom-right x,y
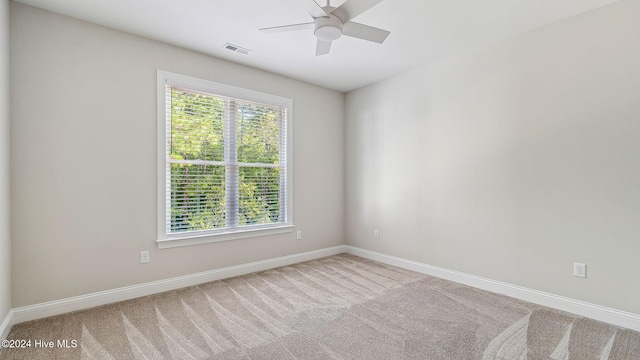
574,262 -> 586,278
374,229 -> 380,239
296,231 -> 302,240
140,250 -> 150,264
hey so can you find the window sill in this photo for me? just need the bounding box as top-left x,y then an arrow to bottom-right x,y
156,225 -> 295,249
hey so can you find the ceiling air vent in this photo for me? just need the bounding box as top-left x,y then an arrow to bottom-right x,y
223,43 -> 250,55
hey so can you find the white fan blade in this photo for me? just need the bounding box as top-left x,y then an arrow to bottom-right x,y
342,22 -> 390,43
298,0 -> 328,18
316,39 -> 332,56
331,0 -> 383,23
260,22 -> 314,33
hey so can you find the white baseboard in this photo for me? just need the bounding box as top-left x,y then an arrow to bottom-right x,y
345,246 -> 640,332
5,244 -> 639,340
9,245 -> 347,328
0,309 -> 13,341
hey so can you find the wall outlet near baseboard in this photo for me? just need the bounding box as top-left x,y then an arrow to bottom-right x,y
374,229 -> 380,239
140,251 -> 150,264
574,262 -> 586,278
296,231 -> 302,240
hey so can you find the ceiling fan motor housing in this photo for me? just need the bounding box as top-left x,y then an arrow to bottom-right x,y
314,14 -> 343,41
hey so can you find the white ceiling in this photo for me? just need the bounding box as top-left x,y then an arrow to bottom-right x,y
14,0 -> 621,92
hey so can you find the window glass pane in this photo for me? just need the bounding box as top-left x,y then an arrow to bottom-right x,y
170,164 -> 226,232
236,102 -> 280,164
170,88 -> 225,162
160,72 -> 290,240
238,167 -> 281,225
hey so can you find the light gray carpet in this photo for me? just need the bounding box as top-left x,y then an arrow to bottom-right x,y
1,254 -> 639,359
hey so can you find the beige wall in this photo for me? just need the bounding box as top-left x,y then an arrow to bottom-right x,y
0,0 -> 11,322
10,3 -> 344,307
345,0 -> 640,314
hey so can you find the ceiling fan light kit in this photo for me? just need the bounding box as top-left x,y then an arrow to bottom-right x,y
314,15 -> 343,41
260,0 -> 390,56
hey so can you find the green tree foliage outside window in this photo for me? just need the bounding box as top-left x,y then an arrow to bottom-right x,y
168,87 -> 285,234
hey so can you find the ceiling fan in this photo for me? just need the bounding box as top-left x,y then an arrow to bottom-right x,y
260,0 -> 390,56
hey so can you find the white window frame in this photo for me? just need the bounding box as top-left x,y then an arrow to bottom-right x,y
157,70 -> 293,249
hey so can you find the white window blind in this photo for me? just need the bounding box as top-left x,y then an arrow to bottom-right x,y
157,71 -> 292,247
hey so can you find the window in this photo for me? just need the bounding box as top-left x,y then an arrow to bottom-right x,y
157,71 -> 293,249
